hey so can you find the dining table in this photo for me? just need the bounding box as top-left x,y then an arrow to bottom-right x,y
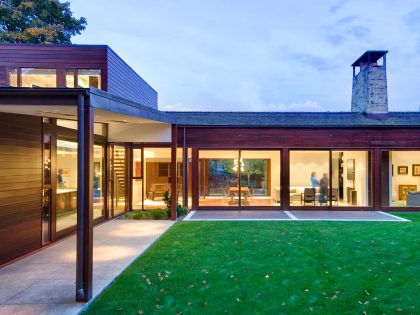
229,186 -> 250,205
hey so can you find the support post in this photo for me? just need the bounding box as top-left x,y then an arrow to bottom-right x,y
191,149 -> 199,210
170,124 -> 177,221
281,149 -> 290,210
182,128 -> 188,208
373,149 -> 381,211
76,93 -> 93,302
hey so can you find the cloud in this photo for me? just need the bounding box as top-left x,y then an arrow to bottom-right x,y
253,100 -> 323,112
405,8 -> 420,29
330,0 -> 349,13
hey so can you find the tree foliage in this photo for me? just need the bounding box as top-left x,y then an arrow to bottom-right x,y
0,0 -> 87,44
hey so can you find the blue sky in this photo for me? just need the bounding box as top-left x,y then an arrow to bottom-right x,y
70,0 -> 420,111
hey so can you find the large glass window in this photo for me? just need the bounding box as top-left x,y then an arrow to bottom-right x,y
65,69 -> 75,88
112,146 -> 127,215
8,68 -> 18,87
21,68 -> 56,87
382,151 -> 420,207
78,69 -> 101,89
143,148 -> 172,210
332,151 -> 371,207
199,150 -> 239,207
290,151 -> 330,207
56,139 -> 78,231
57,119 -> 107,136
93,145 -> 105,219
132,148 -> 143,210
241,150 -> 281,207
198,150 -> 281,207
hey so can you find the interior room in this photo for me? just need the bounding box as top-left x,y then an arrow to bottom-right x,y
387,151 -> 420,207
198,150 -> 281,207
289,150 -> 370,207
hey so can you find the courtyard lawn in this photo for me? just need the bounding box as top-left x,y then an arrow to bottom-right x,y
84,215 -> 420,315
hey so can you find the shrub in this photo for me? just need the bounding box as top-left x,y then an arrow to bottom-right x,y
163,190 -> 189,218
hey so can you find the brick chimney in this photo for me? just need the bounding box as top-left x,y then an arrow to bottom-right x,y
351,50 -> 388,116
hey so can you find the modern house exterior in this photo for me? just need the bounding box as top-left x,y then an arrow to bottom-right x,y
0,44 -> 419,300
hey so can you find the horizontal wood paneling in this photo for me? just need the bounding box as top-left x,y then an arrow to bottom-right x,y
0,112 -> 42,265
107,47 -> 157,109
178,127 -> 420,149
0,44 -> 107,89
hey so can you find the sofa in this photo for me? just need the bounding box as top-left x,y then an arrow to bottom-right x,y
406,191 -> 420,207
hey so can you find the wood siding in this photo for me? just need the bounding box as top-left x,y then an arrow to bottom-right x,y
107,48 -> 158,109
0,44 -> 158,109
0,113 -> 42,265
178,127 -> 420,149
0,44 -> 108,89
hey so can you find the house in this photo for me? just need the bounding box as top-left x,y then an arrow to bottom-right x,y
0,44 -> 419,300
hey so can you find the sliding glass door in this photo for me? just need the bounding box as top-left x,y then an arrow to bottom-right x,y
289,151 -> 330,207
198,150 -> 281,208
289,150 -> 372,208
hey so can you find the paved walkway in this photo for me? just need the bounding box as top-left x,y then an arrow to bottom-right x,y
185,210 -> 409,221
0,220 -> 174,315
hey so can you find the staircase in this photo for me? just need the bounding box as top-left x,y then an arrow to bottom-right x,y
113,147 -> 126,200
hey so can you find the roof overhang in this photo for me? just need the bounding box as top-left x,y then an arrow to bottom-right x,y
0,87 -> 173,125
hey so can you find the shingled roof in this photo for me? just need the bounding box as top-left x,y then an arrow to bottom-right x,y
168,111 -> 420,127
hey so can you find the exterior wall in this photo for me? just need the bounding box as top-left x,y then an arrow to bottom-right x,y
178,127 -> 420,149
0,113 -> 43,265
108,123 -> 171,142
0,44 -> 108,88
0,44 -> 158,110
107,48 -> 158,109
352,65 -> 388,114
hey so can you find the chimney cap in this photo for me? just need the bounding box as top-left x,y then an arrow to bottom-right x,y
351,50 -> 388,67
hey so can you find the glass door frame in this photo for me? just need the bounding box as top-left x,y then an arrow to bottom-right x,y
108,144 -> 130,217
287,148 -> 374,210
130,147 -> 144,210
194,148 -> 282,210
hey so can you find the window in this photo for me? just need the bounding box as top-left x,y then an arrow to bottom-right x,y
144,148 -> 172,210
21,68 -> 56,87
382,151 -> 420,207
57,119 -> 107,136
56,139 -> 78,232
93,145 -> 105,219
8,68 -> 18,87
78,69 -> 101,89
290,151 -> 330,207
65,69 -> 75,88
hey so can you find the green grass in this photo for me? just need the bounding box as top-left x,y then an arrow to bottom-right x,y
84,215 -> 420,315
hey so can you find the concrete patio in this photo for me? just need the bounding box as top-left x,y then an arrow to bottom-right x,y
185,210 -> 409,222
0,220 -> 174,315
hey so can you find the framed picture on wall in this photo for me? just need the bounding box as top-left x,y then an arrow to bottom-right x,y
413,164 -> 420,176
398,166 -> 409,175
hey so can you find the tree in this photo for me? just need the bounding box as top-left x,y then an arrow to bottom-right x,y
0,0 -> 87,44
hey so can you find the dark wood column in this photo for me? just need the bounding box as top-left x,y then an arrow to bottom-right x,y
191,149 -> 199,209
182,127 -> 188,208
372,148 -> 381,210
76,93 -> 93,302
281,149 -> 290,210
170,125 -> 177,221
